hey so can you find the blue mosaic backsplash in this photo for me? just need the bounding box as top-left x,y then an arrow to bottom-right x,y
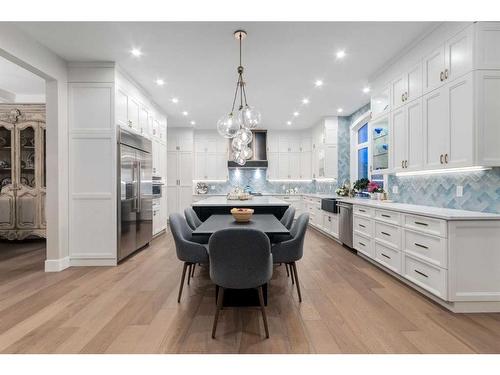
388,168 -> 500,214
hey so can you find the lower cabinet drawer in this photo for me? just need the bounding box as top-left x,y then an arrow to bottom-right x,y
354,215 -> 372,236
404,214 -> 447,238
374,241 -> 402,274
403,254 -> 447,299
354,205 -> 374,218
403,229 -> 448,268
374,221 -> 401,249
354,233 -> 374,258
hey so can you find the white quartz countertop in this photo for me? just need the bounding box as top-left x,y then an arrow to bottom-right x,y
338,198 -> 500,220
192,196 -> 290,207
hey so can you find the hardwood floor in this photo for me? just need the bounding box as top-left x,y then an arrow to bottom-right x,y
1,230 -> 500,354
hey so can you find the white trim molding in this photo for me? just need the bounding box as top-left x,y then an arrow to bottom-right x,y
44,257 -> 70,272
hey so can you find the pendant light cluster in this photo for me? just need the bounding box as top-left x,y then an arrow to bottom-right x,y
217,30 -> 261,166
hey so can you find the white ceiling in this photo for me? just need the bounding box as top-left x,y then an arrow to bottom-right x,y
0,55 -> 45,96
16,22 -> 437,129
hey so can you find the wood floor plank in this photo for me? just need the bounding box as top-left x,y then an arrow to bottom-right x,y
1,229 -> 499,353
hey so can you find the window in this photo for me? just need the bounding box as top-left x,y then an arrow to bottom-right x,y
356,123 -> 369,180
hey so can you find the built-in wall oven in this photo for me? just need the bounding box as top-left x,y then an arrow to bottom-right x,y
152,176 -> 164,199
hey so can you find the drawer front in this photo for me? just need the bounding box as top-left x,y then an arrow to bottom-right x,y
374,221 -> 401,249
354,233 -> 374,258
354,205 -> 374,218
374,241 -> 402,274
403,254 -> 447,299
374,209 -> 401,225
404,214 -> 447,238
404,229 -> 448,268
353,215 -> 372,236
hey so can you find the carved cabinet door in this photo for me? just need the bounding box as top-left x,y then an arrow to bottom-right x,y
0,121 -> 15,229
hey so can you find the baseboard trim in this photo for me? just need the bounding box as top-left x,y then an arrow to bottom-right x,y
69,258 -> 117,267
44,257 -> 70,272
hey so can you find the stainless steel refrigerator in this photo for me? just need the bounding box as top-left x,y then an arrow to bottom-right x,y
118,128 -> 152,261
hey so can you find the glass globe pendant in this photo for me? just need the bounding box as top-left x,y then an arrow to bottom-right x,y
231,135 -> 245,152
240,145 -> 253,160
217,113 -> 240,139
239,105 -> 261,129
235,128 -> 252,144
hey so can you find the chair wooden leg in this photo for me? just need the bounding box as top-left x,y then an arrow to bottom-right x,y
285,263 -> 290,277
290,263 -> 295,285
177,262 -> 189,303
191,263 -> 196,277
187,264 -> 192,285
291,262 -> 302,303
212,287 -> 225,339
257,286 -> 270,338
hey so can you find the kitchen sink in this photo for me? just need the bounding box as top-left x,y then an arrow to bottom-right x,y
321,198 -> 339,214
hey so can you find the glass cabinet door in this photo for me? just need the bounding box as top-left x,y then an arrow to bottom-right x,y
16,124 -> 37,228
0,124 -> 15,229
370,116 -> 389,172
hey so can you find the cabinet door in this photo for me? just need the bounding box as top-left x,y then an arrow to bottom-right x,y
178,152 -> 193,186
391,75 -> 407,110
406,98 -> 424,170
278,136 -> 289,153
194,152 -> 206,180
178,134 -> 193,152
128,97 -> 140,131
139,107 -> 149,137
167,151 -> 178,186
288,152 -> 301,179
300,152 -> 311,179
167,134 -> 177,151
445,25 -> 473,83
216,137 -> 229,154
423,45 -> 446,94
300,137 -> 312,152
178,186 -> 193,213
205,153 -> 217,180
116,89 -> 128,128
267,152 -> 279,179
215,153 -> 228,180
324,145 -> 337,178
266,132 -> 279,153
406,62 -> 423,102
288,137 -> 301,153
447,73 -> 474,167
278,153 -> 290,179
391,107 -> 407,172
423,87 -> 448,169
166,186 -> 178,215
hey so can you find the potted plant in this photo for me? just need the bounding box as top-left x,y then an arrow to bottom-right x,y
353,178 -> 370,197
367,181 -> 385,200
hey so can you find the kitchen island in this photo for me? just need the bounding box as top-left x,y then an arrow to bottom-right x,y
192,196 -> 290,221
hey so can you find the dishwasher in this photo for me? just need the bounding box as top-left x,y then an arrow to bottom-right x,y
337,201 -> 353,248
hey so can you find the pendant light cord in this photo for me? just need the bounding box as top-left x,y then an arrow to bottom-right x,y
230,32 -> 249,113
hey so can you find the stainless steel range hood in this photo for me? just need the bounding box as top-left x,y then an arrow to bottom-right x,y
228,130 -> 268,168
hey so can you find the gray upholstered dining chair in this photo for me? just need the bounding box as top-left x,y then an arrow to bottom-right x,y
280,206 -> 296,229
169,213 -> 209,303
184,207 -> 203,230
208,228 -> 272,339
271,213 -> 309,303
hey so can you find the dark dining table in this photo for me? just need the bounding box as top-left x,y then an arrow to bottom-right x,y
192,214 -> 290,307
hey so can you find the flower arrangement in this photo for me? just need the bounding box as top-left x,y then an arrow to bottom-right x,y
335,184 -> 351,197
367,181 -> 384,193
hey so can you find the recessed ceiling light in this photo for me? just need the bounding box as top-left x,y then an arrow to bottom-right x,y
293,112 -> 300,117
336,50 -> 346,59
171,98 -> 179,104
314,80 -> 323,87
286,121 -> 292,126
337,108 -> 343,113
302,98 -> 310,105
190,120 -> 196,125
130,48 -> 142,57
182,111 -> 189,116
155,79 -> 165,86
362,87 -> 371,93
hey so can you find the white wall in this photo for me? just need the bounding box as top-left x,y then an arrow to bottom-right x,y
0,24 -> 69,270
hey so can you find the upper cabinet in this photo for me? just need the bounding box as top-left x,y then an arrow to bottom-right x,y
193,131 -> 227,181
371,22 -> 500,174
267,130 -> 312,180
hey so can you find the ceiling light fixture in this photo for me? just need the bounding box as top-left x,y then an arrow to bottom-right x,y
302,98 -> 310,105
287,121 -> 292,126
171,97 -> 179,104
217,30 -> 261,167
190,120 -> 196,125
130,48 -> 142,57
156,79 -> 165,86
293,112 -> 300,117
337,108 -> 343,113
182,111 -> 189,116
362,86 -> 371,93
336,50 -> 346,59
314,80 -> 323,87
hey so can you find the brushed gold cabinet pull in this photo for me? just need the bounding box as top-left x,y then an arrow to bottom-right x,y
444,153 -> 448,163
401,93 -> 405,102
440,71 -> 444,82
444,69 -> 449,79
440,154 -> 443,164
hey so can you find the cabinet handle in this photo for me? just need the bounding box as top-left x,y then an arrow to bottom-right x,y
414,269 -> 428,278
444,153 -> 448,164
405,160 -> 408,168
359,209 -> 366,213
414,221 -> 429,227
358,242 -> 366,247
414,243 -> 429,250
359,224 -> 366,228
401,93 -> 405,103
444,69 -> 449,79
401,160 -> 404,168
405,92 -> 408,101
381,231 -> 391,237
440,71 -> 444,82
381,253 -> 391,260
381,214 -> 391,218
440,154 -> 443,164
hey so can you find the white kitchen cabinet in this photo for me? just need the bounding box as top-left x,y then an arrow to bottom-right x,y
423,85 -> 448,169
194,133 -> 227,180
324,145 -> 338,179
139,107 -> 149,138
289,152 -> 301,179
423,45 -> 446,95
300,152 -> 311,179
278,153 -> 289,179
370,84 -> 390,120
267,152 -> 278,180
115,89 -> 128,128
168,129 -> 193,152
128,97 -> 140,132
300,137 -> 312,152
392,63 -> 423,110
391,107 -> 407,173
167,129 -> 193,216
391,75 -> 406,110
